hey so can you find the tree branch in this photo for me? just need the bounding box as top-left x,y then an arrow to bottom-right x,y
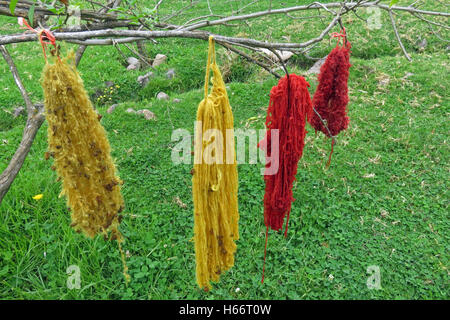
216,40 -> 281,79
0,1 -> 120,21
182,1 -> 450,31
0,45 -> 45,205
389,9 -> 412,62
75,44 -> 87,67
0,45 -> 33,113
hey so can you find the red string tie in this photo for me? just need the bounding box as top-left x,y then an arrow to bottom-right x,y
18,17 -> 59,61
330,27 -> 347,47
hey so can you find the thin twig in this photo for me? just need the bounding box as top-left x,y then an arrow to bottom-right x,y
122,42 -> 153,67
389,9 -> 412,61
0,45 -> 33,113
268,48 -> 289,76
0,45 -> 45,204
312,107 -> 337,144
216,40 -> 282,78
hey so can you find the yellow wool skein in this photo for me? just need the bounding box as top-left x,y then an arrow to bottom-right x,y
41,52 -> 125,242
192,36 -> 239,291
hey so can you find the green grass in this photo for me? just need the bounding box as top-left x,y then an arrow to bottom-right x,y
0,0 -> 449,299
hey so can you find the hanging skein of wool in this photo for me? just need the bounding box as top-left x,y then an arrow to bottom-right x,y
309,28 -> 352,167
17,17 -> 130,280
19,18 -> 126,241
258,73 -> 313,282
42,50 -> 129,281
42,52 -> 125,240
41,50 -> 129,283
192,36 -> 239,291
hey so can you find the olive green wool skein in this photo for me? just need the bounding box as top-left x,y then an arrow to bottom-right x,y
42,52 -> 125,239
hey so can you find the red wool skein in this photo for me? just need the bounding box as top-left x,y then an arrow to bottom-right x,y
310,29 -> 351,167
258,74 -> 313,282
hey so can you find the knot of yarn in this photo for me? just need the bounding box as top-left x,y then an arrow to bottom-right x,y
18,17 -> 58,61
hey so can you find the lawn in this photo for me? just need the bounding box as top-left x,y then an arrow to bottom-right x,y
0,0 -> 448,299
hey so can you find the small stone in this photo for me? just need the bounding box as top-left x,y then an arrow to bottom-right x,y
157,92 -> 169,100
137,72 -> 154,86
152,54 -> 167,67
125,108 -> 136,114
173,98 -> 181,103
166,68 -> 176,79
137,109 -> 156,120
107,104 -> 119,114
306,56 -> 327,75
13,106 -> 25,118
127,57 -> 139,65
127,64 -> 138,71
137,76 -> 148,86
126,57 -> 141,70
260,48 -> 294,61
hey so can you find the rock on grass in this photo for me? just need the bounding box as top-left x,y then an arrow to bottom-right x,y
157,92 -> 169,100
137,109 -> 157,121
152,54 -> 167,67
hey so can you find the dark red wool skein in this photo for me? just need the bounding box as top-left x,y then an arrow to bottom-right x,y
258,74 -> 313,282
309,30 -> 351,167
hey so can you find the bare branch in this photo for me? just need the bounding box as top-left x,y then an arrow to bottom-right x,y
0,22 -> 345,50
0,110 -> 45,204
216,40 -> 281,79
160,1 -> 200,23
267,48 -> 289,76
0,45 -> 33,113
122,42 -> 153,68
75,45 -> 87,67
0,45 -> 45,205
0,1 -> 120,21
181,1 -> 449,31
389,9 -> 412,62
65,37 -> 146,46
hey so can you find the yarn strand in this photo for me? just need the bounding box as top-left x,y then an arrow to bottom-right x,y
310,31 -> 351,167
259,73 -> 312,283
192,36 -> 239,291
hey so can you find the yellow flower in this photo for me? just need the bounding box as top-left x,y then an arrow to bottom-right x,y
32,194 -> 43,200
